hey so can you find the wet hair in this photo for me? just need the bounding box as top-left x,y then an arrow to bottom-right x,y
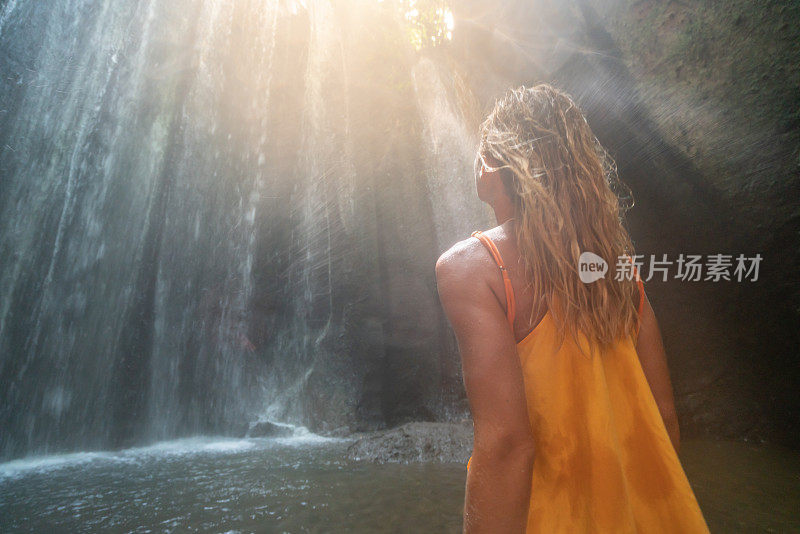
476,83 -> 639,355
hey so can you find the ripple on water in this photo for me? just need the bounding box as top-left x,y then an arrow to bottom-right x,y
0,438 -> 797,533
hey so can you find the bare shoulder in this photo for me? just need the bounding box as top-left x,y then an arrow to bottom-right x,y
435,236 -> 487,284
436,223 -> 512,275
436,237 -> 474,271
435,235 -> 500,312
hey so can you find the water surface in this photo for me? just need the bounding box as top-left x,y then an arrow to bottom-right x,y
1,436 -> 796,533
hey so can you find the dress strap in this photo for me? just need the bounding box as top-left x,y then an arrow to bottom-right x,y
471,231 -> 516,329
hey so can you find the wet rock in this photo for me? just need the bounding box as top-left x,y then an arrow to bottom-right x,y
345,420 -> 474,464
230,421 -> 251,439
247,421 -> 294,438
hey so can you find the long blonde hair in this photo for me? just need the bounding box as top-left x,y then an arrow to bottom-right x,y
476,83 -> 640,356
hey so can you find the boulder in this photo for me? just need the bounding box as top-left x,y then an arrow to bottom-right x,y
247,421 -> 295,438
345,420 -> 474,464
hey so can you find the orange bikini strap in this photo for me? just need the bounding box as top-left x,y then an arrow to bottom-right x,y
471,231 -> 516,329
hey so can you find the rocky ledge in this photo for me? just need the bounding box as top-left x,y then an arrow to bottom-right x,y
345,420 -> 474,464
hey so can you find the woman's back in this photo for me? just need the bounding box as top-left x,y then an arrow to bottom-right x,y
467,228 -> 711,533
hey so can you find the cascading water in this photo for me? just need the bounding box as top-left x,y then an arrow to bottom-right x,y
0,0 -> 482,462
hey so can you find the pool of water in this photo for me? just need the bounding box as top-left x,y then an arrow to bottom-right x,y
0,434 -> 797,532
679,438 -> 800,533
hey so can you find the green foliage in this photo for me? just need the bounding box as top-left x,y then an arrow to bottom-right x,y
395,0 -> 454,50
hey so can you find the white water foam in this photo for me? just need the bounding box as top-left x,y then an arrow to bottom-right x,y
0,426 -> 347,482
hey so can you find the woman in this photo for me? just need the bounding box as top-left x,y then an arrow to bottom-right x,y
435,84 -> 710,533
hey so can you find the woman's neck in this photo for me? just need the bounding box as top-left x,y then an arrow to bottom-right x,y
492,203 -> 515,226
487,181 -> 516,225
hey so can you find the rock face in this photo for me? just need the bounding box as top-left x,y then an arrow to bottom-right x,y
575,0 -> 800,450
246,421 -> 295,439
345,420 -> 474,464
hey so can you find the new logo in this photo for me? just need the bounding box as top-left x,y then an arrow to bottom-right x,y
578,252 -> 608,283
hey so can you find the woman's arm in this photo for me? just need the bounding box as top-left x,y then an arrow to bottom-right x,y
436,246 -> 536,534
635,290 -> 681,454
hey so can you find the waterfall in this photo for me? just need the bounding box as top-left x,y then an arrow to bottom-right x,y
0,0 -> 483,461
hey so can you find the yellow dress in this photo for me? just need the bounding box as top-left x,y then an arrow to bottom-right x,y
466,231 -> 710,533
